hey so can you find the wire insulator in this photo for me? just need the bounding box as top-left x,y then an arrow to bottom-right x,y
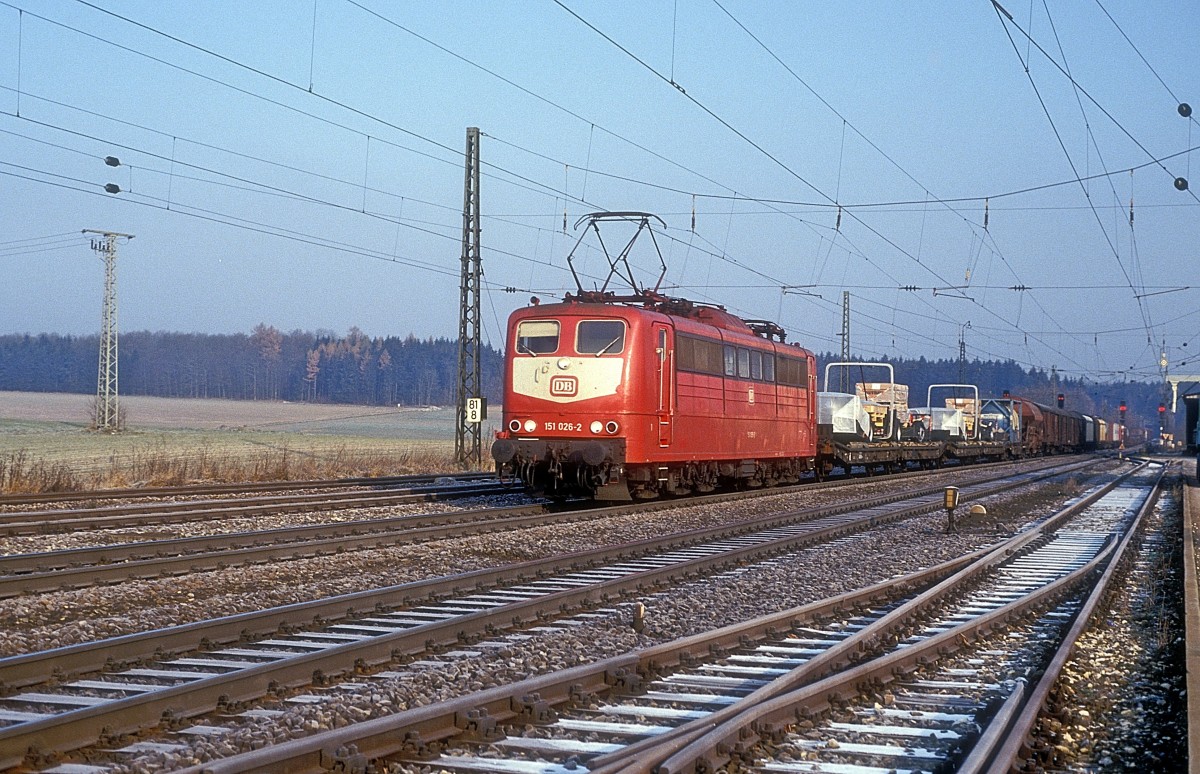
983,198 -> 989,231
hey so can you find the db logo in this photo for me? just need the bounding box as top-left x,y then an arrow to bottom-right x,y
550,375 -> 578,396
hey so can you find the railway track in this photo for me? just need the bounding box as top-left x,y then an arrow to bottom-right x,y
0,499 -> 551,599
0,457 -> 1103,770
0,478 -> 510,538
0,457 -> 1080,598
163,460 -> 1163,774
0,472 -> 496,509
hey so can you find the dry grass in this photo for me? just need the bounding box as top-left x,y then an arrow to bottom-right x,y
0,443 -> 462,493
0,392 -> 498,493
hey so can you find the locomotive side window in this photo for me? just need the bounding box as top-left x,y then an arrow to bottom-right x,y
777,356 -> 809,386
516,320 -> 559,354
677,337 -> 695,370
723,345 -> 736,377
749,350 -> 763,380
576,320 -> 626,355
677,335 -> 723,375
677,336 -> 695,370
698,339 -> 723,373
763,353 -> 775,382
737,348 -> 751,378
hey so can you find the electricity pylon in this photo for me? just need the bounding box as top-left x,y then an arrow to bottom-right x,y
84,229 -> 133,432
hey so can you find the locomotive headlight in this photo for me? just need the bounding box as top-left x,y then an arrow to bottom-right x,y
605,420 -> 620,434
590,420 -> 603,434
508,419 -> 521,432
523,419 -> 537,433
557,357 -> 571,370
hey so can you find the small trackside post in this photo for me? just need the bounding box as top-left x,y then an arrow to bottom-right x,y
944,486 -> 960,533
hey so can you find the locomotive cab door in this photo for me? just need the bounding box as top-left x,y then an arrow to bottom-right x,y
654,324 -> 674,447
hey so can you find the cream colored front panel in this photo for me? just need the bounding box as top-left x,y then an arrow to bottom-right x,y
512,357 -> 624,404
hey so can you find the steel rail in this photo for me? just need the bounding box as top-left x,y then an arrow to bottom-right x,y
634,477 -> 1159,774
0,457 -> 1094,597
0,454 -> 1089,536
590,462 -> 1156,774
0,460 -> 1095,769
0,462 -> 957,574
176,547 -> 995,774
968,463 -> 1165,773
173,462 -> 1151,774
0,500 -> 555,599
0,482 -> 509,537
0,472 -> 497,507
0,457 -> 1094,688
0,485 -> 950,769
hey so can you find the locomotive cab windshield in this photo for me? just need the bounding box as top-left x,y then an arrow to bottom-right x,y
577,320 -> 626,355
516,320 -> 559,354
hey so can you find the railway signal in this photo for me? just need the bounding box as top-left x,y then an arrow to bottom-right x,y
1118,400 -> 1127,453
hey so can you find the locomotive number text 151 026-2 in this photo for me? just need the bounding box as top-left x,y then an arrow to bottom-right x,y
547,422 -> 583,432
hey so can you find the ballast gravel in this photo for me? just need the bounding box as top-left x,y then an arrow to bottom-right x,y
1031,477 -> 1187,771
90,466 -> 1119,773
0,492 -> 540,555
0,461 -> 1101,655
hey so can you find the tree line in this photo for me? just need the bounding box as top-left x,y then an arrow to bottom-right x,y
0,325 -> 503,406
0,326 -> 1166,428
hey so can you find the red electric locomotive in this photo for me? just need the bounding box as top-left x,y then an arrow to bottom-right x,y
491,212 -> 817,500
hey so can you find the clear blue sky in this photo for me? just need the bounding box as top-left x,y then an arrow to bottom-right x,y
1,0 -> 1197,386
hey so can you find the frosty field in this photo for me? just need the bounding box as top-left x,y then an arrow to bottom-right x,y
0,392 -> 499,490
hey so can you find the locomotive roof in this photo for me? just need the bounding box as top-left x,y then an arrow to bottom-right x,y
514,295 -> 801,346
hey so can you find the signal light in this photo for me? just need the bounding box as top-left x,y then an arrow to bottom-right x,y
1158,403 -> 1166,413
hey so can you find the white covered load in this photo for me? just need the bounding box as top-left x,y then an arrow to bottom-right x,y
908,406 -> 968,439
818,392 -> 872,440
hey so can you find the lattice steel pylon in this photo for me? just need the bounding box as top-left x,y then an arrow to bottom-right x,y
454,128 -> 483,468
84,229 -> 133,432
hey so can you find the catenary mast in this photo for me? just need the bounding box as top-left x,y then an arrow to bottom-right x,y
455,128 -> 483,468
